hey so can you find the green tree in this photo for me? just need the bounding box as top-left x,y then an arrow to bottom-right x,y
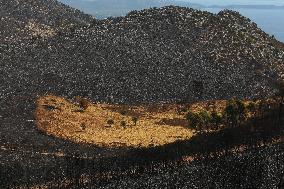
236,99 -> 246,124
224,99 -> 238,127
199,110 -> 212,130
211,111 -> 223,130
224,99 -> 246,127
186,111 -> 201,130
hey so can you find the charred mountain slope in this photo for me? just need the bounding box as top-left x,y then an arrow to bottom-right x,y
1,4 -> 284,188
2,6 -> 284,104
1,6 -> 284,151
0,0 -> 92,41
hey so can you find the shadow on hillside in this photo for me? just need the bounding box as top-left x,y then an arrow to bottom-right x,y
131,119 -> 283,163
1,102 -> 284,188
109,113 -> 282,169
60,111 -> 284,188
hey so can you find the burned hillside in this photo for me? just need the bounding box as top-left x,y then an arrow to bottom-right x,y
2,6 -> 284,104
1,3 -> 284,188
0,0 -> 92,41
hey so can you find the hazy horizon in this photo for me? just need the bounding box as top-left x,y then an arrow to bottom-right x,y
76,0 -> 284,6
59,0 -> 284,42
177,0 -> 284,6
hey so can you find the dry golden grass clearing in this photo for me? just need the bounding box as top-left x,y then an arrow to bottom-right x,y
35,95 -> 196,148
35,95 -> 275,148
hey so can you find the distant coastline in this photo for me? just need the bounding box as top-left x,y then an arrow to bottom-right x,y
207,4 -> 284,9
58,0 -> 284,42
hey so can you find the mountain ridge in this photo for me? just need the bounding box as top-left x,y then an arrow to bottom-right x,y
2,6 -> 284,103
0,0 -> 93,41
208,4 -> 284,9
59,0 -> 284,19
1,2 -> 284,188
59,0 -> 203,18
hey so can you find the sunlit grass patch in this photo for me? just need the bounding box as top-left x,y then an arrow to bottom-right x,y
35,95 -> 194,148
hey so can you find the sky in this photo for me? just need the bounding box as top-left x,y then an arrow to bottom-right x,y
76,0 -> 284,6
177,0 -> 284,6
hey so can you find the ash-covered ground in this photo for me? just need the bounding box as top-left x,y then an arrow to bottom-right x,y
1,1 -> 284,188
1,6 -> 284,104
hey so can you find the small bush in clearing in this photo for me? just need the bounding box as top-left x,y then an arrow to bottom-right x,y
132,116 -> 139,126
79,98 -> 90,110
107,119 -> 114,127
81,123 -> 86,131
120,121 -> 127,127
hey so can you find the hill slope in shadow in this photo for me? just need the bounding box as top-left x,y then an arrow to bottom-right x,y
0,0 -> 93,41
